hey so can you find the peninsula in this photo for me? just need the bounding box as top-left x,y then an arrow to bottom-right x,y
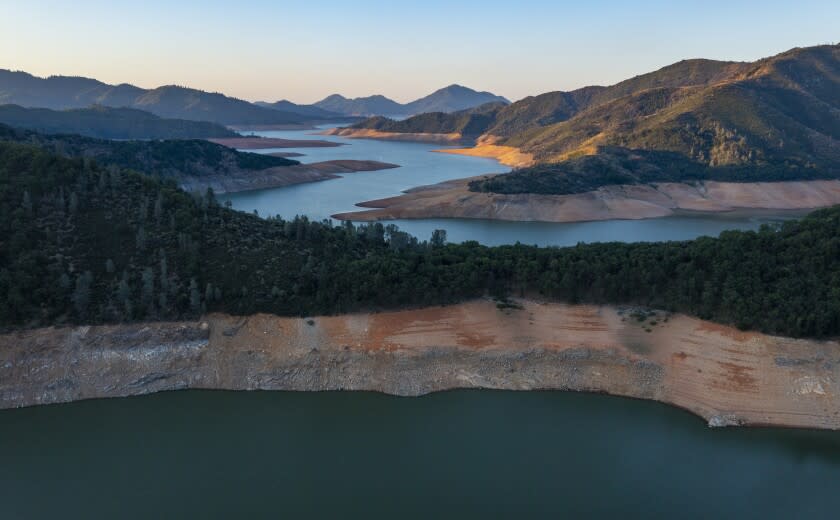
335,44 -> 840,223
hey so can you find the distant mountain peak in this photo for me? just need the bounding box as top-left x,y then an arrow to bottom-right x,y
404,85 -> 510,114
0,71 -> 317,125
313,85 -> 509,117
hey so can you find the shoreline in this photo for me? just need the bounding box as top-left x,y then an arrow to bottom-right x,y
333,177 -> 840,223
228,123 -> 319,131
432,137 -> 535,168
2,299 -> 838,430
322,127 -> 466,144
207,136 -> 342,149
180,160 -> 399,194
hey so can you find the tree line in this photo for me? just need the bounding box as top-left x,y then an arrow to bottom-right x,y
1,140 -> 839,338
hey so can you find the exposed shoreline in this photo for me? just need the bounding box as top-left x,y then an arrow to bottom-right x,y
228,123 -> 319,131
207,137 -> 342,149
323,129 -> 536,167
2,299 -> 838,430
180,160 -> 399,194
322,127 -> 466,144
433,135 -> 535,168
333,176 -> 840,223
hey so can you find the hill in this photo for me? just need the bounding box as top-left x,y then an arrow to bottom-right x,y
2,139 -> 840,339
0,104 -> 238,139
313,94 -> 405,117
352,103 -> 505,137
404,84 -> 509,114
255,100 -> 345,119
313,85 -> 509,116
479,44 -> 840,193
0,123 -> 297,184
0,70 -> 318,125
351,45 -> 840,194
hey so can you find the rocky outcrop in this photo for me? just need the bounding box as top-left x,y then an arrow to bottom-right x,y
2,300 -> 838,429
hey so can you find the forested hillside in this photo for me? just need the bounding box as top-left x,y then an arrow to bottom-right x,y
0,123 -> 296,183
354,103 -> 505,137
0,105 -> 238,139
353,45 -> 840,194
2,141 -> 839,338
0,70 -> 317,125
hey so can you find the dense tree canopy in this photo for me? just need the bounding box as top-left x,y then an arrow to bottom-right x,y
2,141 -> 839,338
0,104 -> 238,140
0,123 -> 297,182
469,146 -> 839,195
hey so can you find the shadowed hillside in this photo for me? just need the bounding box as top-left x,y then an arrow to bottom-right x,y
352,103 -> 506,137
314,85 -> 509,116
255,100 -> 344,119
313,94 -> 407,117
0,105 -> 238,139
0,70 -> 323,125
0,123 -> 296,184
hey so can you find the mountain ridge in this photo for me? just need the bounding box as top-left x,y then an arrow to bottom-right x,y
0,70 -> 318,126
349,44 -> 840,194
0,104 -> 238,139
311,84 -> 509,116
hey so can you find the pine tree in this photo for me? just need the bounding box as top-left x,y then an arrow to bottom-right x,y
68,192 -> 78,214
154,193 -> 164,221
136,226 -> 146,251
72,271 -> 93,319
189,278 -> 201,314
117,272 -> 132,319
141,267 -> 155,316
21,190 -> 32,215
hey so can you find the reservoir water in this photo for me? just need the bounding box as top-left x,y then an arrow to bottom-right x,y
1,390 -> 839,519
220,125 -> 801,246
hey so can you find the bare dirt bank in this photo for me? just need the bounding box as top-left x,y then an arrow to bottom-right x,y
434,135 -> 535,167
333,177 -> 840,222
207,137 -> 342,149
228,123 -> 317,131
180,160 -> 399,194
323,127 -> 465,144
266,151 -> 305,158
1,299 -> 838,429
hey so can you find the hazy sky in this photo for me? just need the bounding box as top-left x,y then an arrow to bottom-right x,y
1,0 -> 837,103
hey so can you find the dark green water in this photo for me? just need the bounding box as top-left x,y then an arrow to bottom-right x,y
1,390 -> 839,519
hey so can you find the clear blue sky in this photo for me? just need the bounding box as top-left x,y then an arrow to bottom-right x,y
1,0 -> 837,103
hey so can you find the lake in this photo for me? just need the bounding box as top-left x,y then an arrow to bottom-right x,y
1,390 -> 839,519
220,125 -> 801,246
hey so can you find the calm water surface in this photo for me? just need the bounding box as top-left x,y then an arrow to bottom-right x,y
220,125 -> 802,246
1,390 -> 838,519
